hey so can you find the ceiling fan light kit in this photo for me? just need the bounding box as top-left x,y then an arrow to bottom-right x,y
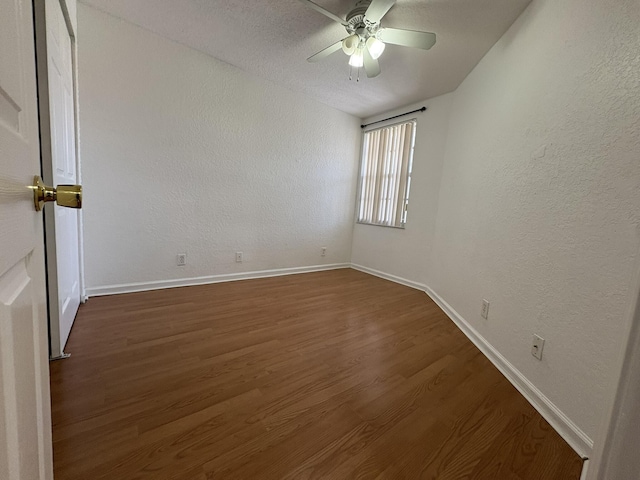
348,47 -> 365,68
299,0 -> 436,79
366,35 -> 385,59
342,34 -> 359,55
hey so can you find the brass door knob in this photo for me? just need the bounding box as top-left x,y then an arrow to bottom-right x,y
33,176 -> 82,211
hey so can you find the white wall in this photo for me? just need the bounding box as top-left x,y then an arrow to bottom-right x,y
78,4 -> 361,292
351,94 -> 453,285
352,0 -> 640,453
428,0 -> 640,446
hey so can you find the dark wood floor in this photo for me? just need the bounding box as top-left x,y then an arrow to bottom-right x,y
50,269 -> 583,479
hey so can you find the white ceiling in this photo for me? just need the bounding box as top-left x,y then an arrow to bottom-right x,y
80,0 -> 532,118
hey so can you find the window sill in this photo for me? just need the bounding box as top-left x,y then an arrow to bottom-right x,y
356,221 -> 406,230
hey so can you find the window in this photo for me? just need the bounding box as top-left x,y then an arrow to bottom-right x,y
356,119 -> 416,228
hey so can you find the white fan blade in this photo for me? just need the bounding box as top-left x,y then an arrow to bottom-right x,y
363,48 -> 381,78
378,27 -> 436,50
364,0 -> 396,24
297,0 -> 348,25
307,40 -> 344,62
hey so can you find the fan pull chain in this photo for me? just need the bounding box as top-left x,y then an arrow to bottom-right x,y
348,66 -> 362,82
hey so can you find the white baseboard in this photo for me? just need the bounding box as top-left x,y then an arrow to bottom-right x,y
350,264 -> 427,292
423,285 -> 593,459
85,263 -> 350,297
580,459 -> 590,480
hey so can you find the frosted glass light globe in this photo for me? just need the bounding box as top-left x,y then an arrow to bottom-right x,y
342,34 -> 359,55
349,48 -> 364,67
366,36 -> 386,60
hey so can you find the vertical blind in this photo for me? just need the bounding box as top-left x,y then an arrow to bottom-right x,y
357,120 -> 416,227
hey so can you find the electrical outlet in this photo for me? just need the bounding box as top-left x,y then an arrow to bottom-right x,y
532,334 -> 545,360
236,252 -> 243,263
481,299 -> 490,319
177,253 -> 187,266
321,247 -> 327,257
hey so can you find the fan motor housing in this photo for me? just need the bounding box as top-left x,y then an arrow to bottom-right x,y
346,0 -> 373,33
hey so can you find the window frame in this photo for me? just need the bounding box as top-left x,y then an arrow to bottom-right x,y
355,118 -> 417,229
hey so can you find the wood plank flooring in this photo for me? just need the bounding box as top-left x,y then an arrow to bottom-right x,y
50,269 -> 583,479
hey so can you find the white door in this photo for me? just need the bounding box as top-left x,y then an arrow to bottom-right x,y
40,0 -> 82,358
0,0 -> 54,478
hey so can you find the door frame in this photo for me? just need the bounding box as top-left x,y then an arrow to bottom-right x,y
586,259 -> 640,479
33,0 -> 86,359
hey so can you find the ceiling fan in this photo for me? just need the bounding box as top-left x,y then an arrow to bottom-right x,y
298,0 -> 436,79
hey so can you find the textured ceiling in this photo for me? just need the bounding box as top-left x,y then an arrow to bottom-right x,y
79,0 -> 532,118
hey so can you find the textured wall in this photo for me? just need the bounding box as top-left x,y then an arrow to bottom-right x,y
429,0 -> 640,441
78,4 -> 360,290
351,94 -> 453,284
